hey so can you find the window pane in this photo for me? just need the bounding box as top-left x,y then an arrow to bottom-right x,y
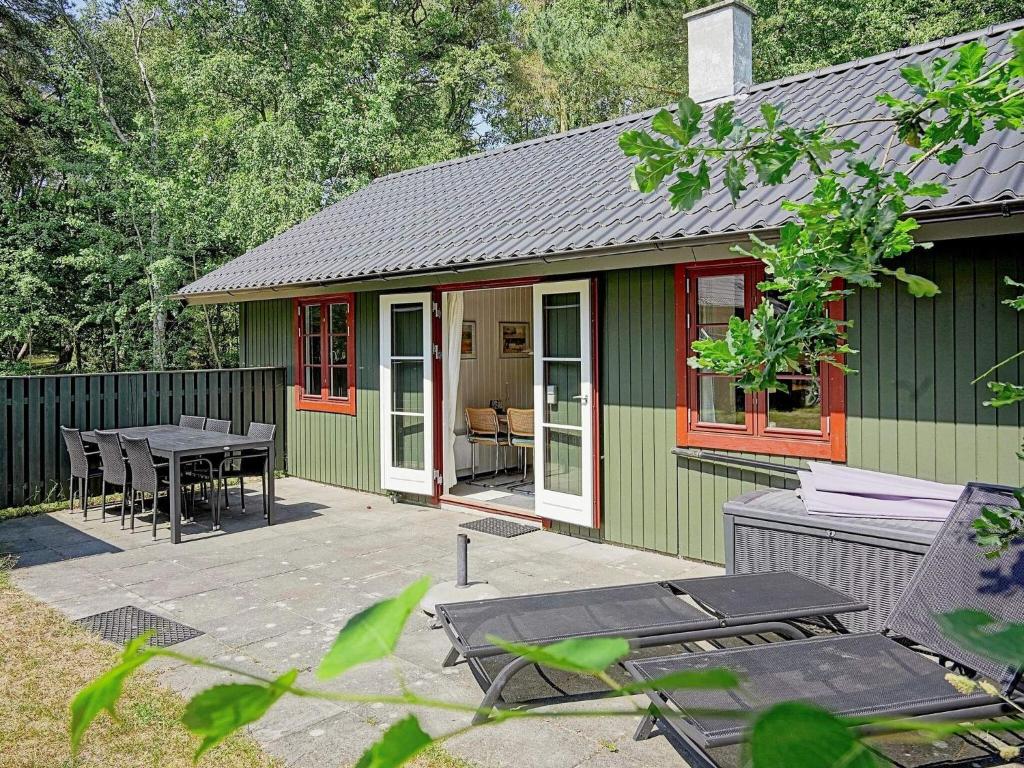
330,302 -> 349,335
392,360 -> 423,414
696,325 -> 728,342
767,378 -> 822,431
305,304 -> 322,334
543,426 -> 582,496
305,334 -> 321,365
697,376 -> 745,425
391,304 -> 423,357
696,275 -> 744,324
330,366 -> 349,398
543,360 -> 581,427
543,293 -> 580,358
304,366 -> 321,395
392,415 -> 425,470
331,335 -> 348,364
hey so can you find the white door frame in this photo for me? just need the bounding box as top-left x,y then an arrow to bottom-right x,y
380,292 -> 434,496
533,280 -> 595,527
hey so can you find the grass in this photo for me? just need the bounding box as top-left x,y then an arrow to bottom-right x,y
0,556 -> 479,768
0,559 -> 279,768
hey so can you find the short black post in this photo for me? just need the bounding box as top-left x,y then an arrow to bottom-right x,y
457,533 -> 469,587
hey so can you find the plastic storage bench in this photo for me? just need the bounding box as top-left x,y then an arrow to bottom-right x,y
723,489 -> 942,632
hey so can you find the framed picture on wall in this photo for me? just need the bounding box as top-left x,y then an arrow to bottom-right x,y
499,321 -> 531,357
461,321 -> 476,359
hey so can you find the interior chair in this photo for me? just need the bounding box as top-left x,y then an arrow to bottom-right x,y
92,429 -> 131,526
204,418 -> 231,433
215,421 -> 276,523
464,407 -> 508,479
178,414 -> 206,430
506,408 -> 534,482
60,426 -> 102,518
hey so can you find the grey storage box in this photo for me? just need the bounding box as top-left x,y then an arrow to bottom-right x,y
724,489 -> 942,632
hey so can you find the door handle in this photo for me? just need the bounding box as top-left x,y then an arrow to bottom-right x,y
571,395 -> 588,405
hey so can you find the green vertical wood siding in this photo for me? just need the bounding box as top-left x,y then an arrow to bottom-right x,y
559,234 -> 1024,563
240,295 -> 382,493
240,234 -> 1024,565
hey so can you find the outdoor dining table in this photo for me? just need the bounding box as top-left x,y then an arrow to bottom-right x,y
81,424 -> 276,544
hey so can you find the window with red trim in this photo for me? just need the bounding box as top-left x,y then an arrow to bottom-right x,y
295,294 -> 356,415
674,261 -> 846,461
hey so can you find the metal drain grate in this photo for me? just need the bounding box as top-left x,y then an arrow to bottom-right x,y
73,606 -> 203,647
460,517 -> 538,538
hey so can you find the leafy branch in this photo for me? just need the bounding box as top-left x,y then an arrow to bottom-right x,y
620,31 -> 1024,391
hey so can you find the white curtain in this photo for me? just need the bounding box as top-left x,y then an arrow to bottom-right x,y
442,292 -> 464,493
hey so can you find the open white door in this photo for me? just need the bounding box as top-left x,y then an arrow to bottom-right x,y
533,280 -> 595,526
380,293 -> 434,496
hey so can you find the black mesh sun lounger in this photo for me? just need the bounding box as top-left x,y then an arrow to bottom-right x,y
625,482 -> 1024,768
437,570 -> 867,723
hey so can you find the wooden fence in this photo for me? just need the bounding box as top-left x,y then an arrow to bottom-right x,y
0,367 -> 287,509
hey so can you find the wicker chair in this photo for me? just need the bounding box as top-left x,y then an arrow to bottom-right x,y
465,408 -> 509,479
215,421 -> 276,521
61,426 -> 102,518
179,414 -> 206,430
506,408 -> 534,481
93,430 -> 131,526
121,435 -> 168,537
204,418 -> 231,434
121,436 -> 205,537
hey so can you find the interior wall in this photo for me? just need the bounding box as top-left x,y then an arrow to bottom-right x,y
452,286 -> 533,473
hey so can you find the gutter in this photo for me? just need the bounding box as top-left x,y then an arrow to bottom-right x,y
173,200 -> 1024,305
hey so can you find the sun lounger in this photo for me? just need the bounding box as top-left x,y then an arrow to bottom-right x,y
625,482 -> 1024,767
437,570 -> 868,723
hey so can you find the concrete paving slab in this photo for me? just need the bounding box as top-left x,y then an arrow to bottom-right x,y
7,475 -> 985,768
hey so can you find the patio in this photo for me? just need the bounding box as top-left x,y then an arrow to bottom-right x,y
0,478 -> 1004,768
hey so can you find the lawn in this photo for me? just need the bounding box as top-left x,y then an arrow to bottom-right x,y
0,558 -> 476,768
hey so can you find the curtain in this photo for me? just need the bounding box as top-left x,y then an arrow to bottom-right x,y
442,292 -> 464,493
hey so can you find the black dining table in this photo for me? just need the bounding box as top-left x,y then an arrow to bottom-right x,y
81,424 -> 276,544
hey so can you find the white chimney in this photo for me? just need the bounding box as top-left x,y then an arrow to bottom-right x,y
684,0 -> 755,103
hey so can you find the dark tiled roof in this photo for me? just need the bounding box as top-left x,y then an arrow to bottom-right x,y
179,20 -> 1024,297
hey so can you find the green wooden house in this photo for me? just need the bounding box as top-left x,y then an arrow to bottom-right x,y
177,5 -> 1024,565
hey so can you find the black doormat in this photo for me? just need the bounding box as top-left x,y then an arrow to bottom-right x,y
460,517 -> 538,538
73,605 -> 203,647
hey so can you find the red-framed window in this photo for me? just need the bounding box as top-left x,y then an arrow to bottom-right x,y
294,294 -> 356,415
674,261 -> 846,461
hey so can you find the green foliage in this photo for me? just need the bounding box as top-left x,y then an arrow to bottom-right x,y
623,31 -> 1024,391
935,611 -> 1024,667
182,670 -> 298,759
317,576 -> 431,679
355,715 -> 433,768
748,702 -> 877,768
972,491 -> 1024,558
70,631 -> 157,753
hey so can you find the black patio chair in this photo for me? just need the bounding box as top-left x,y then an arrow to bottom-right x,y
214,421 -> 275,522
178,414 -> 206,430
61,426 -> 102,518
438,571 -> 868,724
121,436 -> 208,538
204,418 -> 231,433
625,482 -> 1024,767
92,429 -> 131,526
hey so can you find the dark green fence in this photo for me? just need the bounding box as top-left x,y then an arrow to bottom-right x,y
0,367 -> 287,509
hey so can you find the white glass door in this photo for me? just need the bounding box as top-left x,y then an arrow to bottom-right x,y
380,293 -> 434,495
532,280 -> 595,526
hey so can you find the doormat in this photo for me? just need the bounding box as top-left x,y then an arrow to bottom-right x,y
460,518 -> 538,538
73,605 -> 203,647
